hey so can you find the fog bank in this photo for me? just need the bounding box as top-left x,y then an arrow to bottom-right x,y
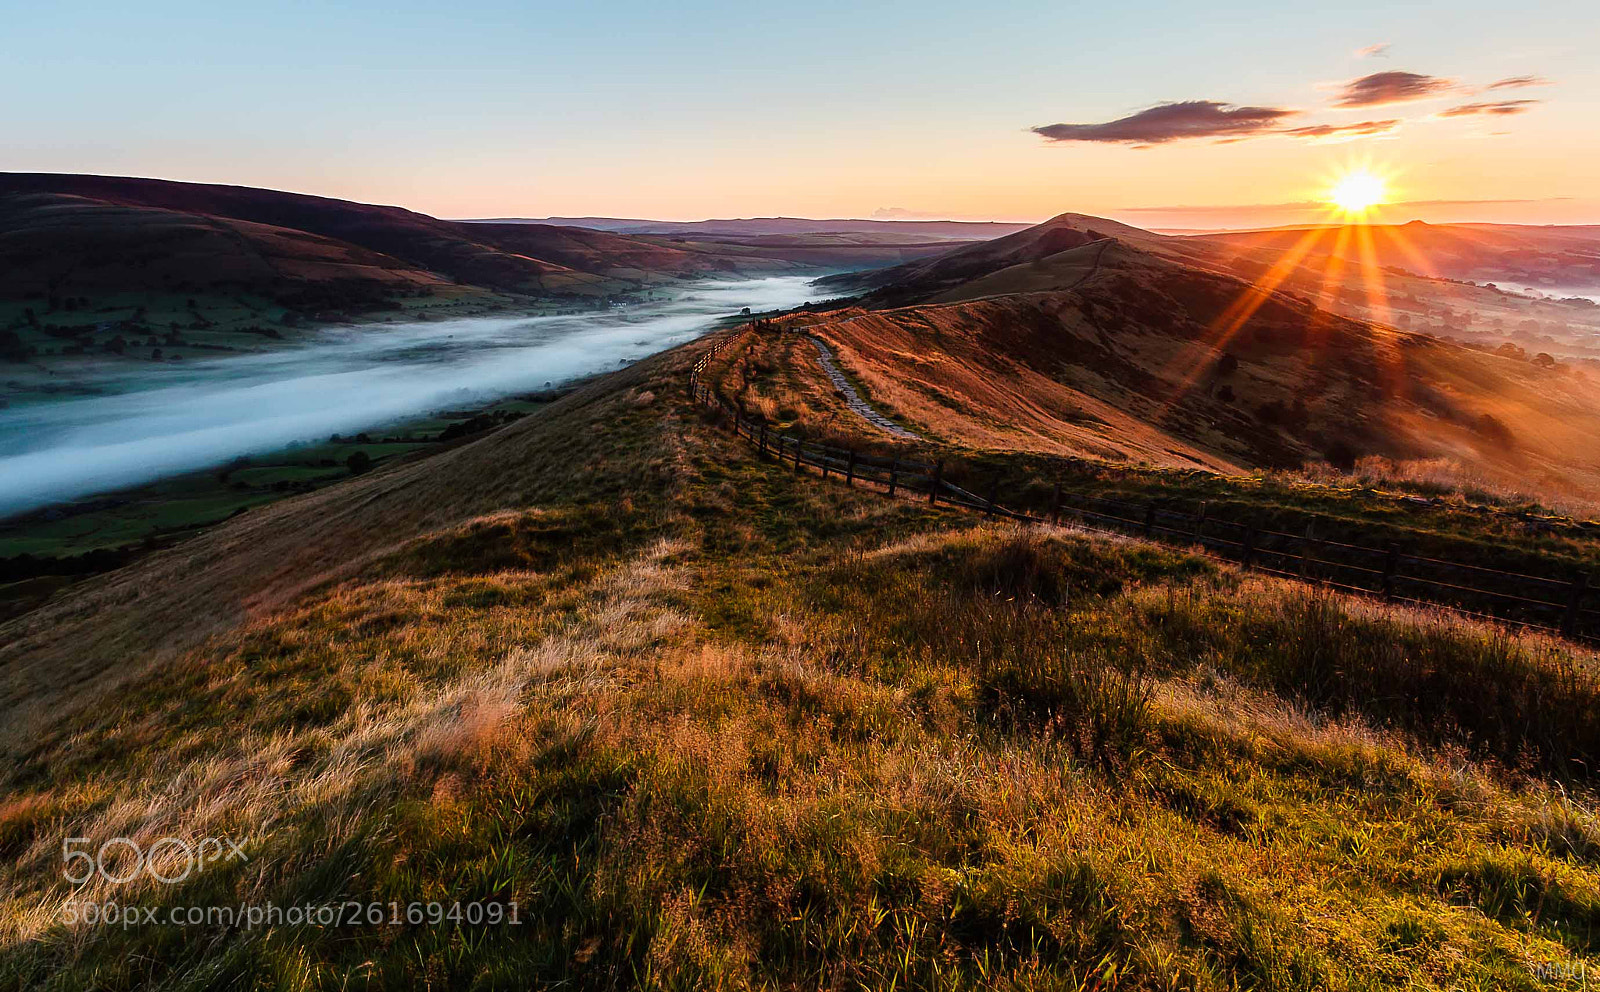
0,276 -> 818,518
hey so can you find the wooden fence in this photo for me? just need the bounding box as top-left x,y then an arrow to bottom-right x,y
690,330 -> 1598,644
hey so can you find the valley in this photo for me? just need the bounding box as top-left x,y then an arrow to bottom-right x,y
0,275 -> 822,622
12,2 -> 1600,986
8,178 -> 1600,990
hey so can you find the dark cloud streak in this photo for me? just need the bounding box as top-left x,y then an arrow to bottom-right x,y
1438,99 -> 1541,117
1487,75 -> 1551,90
1031,101 -> 1296,145
1281,119 -> 1400,139
1333,71 -> 1456,107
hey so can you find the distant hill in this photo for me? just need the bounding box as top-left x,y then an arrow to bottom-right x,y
465,215 -> 1033,240
818,212 -> 1230,304
1202,220 -> 1600,290
0,177 -> 999,323
792,217 -> 1600,502
0,174 -> 844,305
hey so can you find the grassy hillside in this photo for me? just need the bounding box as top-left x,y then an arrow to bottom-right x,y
743,240 -> 1600,510
0,176 -> 634,301
0,175 -> 980,310
819,213 -> 1600,366
5,328 -> 1600,989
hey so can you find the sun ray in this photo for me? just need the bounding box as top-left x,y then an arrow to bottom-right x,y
1155,225 -> 1331,411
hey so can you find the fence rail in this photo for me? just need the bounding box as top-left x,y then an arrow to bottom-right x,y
689,328 -> 1597,644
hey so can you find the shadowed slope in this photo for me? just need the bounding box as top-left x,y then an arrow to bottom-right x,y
0,191 -> 472,299
0,343 -> 694,740
0,174 -> 827,301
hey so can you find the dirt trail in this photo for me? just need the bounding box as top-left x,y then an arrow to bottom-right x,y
804,239 -> 1112,440
807,337 -> 923,440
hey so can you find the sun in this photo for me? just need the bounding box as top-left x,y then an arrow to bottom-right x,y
1327,170 -> 1387,216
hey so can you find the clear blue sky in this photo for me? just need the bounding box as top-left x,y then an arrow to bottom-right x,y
6,0 -> 1597,225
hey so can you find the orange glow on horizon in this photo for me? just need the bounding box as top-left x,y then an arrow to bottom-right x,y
1154,155 -> 1447,415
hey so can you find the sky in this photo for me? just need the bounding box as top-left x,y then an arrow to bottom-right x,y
5,0 -> 1598,228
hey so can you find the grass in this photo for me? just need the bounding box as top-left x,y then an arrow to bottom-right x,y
6,336 -> 1600,988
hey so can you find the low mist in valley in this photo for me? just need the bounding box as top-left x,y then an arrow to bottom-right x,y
0,276 -> 819,518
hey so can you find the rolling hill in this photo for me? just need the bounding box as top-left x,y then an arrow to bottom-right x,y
766,217 -> 1600,505
0,174 -> 821,304
10,196 -> 1600,988
6,300 -> 1600,987
465,215 -> 1033,239
1,175 -> 992,315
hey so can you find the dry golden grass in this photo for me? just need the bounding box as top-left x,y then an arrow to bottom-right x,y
0,342 -> 705,748
7,493 -> 1600,987
8,321 -> 1600,987
745,242 -> 1600,515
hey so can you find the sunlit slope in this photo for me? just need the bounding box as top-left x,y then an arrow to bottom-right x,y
792,240 -> 1600,497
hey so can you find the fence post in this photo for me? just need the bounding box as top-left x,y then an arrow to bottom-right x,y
1564,573 -> 1591,639
888,458 -> 899,497
1143,503 -> 1156,537
820,447 -> 829,480
1241,526 -> 1257,570
1193,501 -> 1208,545
1382,545 -> 1400,601
930,461 -> 943,505
1300,522 -> 1316,581
846,450 -> 856,487
793,437 -> 803,473
984,475 -> 1000,517
759,422 -> 768,459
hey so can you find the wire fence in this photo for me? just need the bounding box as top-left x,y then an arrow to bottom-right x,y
690,328 -> 1597,644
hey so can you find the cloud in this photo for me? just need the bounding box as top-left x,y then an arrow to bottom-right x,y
1281,118 -> 1401,140
1438,99 -> 1541,117
1332,71 -> 1456,107
1031,101 -> 1297,145
1486,75 -> 1551,90
1354,43 -> 1390,59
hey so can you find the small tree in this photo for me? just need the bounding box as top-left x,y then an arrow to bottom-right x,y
346,451 -> 373,475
